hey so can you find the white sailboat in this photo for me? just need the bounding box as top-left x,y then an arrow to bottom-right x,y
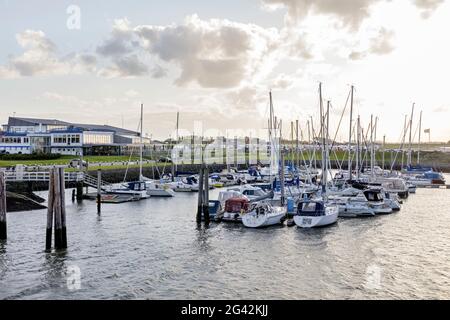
107,103 -> 150,199
294,84 -> 338,228
242,203 -> 286,228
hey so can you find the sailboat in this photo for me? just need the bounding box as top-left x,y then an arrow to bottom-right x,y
107,104 -> 150,199
242,91 -> 286,228
294,84 -> 339,228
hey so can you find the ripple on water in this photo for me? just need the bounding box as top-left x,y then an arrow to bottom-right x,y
1,182 -> 450,299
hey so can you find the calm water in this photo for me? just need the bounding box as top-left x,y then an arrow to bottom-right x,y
1,175 -> 450,300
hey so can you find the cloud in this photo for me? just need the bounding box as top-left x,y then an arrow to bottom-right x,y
96,19 -> 136,57
433,106 -> 448,113
262,0 -> 383,30
413,0 -> 444,18
0,30 -> 97,78
99,54 -> 149,77
135,14 -> 282,88
349,27 -> 395,60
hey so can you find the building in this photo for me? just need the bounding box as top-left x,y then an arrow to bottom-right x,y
0,117 -> 150,156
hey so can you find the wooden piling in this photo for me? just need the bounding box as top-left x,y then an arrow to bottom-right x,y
53,168 -> 63,249
0,171 -> 7,240
196,165 -> 204,222
97,169 -> 101,215
76,182 -> 83,201
203,166 -> 210,223
59,167 -> 67,249
45,169 -> 55,250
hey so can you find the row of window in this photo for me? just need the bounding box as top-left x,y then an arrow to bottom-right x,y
53,134 -> 81,144
0,137 -> 29,144
83,133 -> 112,145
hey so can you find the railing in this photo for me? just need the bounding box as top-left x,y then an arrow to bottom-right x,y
2,171 -> 84,182
83,174 -> 112,190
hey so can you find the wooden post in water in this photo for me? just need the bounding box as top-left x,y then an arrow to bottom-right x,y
58,167 -> 67,249
76,182 -> 83,201
196,165 -> 204,222
0,171 -> 7,240
45,169 -> 55,250
203,166 -> 210,223
97,169 -> 102,215
53,168 -> 63,249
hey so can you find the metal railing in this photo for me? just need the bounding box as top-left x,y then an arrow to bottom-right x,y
3,171 -> 84,182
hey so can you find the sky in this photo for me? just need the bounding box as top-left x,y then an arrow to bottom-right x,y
0,0 -> 449,142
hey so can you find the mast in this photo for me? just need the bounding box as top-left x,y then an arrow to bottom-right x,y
348,85 -> 354,181
408,103 -> 415,167
356,115 -> 360,180
176,111 -> 180,142
382,135 -> 386,173
139,103 -> 143,181
319,83 -> 326,193
370,115 -> 374,178
324,100 -> 330,194
296,119 -> 299,170
418,110 -> 422,165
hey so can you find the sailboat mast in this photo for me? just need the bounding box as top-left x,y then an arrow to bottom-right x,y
356,115 -> 360,179
408,103 -> 415,167
319,83 -> 326,193
324,100 -> 330,194
176,111 -> 179,142
348,85 -> 354,181
139,103 -> 143,181
418,110 -> 422,165
370,115 -> 374,178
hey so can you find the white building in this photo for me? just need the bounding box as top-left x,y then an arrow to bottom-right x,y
0,117 -> 147,156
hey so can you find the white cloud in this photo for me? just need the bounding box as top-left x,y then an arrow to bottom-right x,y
135,14 -> 283,88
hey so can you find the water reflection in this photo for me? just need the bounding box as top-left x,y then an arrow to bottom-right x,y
1,176 -> 450,299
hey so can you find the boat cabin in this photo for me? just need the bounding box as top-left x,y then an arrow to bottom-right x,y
126,181 -> 147,191
363,189 -> 384,202
297,201 -> 325,217
225,198 -> 249,213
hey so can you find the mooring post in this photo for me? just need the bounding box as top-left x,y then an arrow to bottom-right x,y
76,182 -> 83,201
203,166 -> 210,223
0,171 -> 7,240
196,165 -> 204,222
58,167 -> 67,249
53,168 -> 63,249
97,169 -> 101,215
45,169 -> 55,250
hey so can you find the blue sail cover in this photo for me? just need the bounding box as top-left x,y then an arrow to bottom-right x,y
406,165 -> 433,173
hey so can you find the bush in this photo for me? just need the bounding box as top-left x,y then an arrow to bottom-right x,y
0,153 -> 62,161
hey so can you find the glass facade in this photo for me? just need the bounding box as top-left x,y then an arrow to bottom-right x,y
83,133 -> 112,145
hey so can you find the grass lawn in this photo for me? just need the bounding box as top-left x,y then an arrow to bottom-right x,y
0,155 -> 143,167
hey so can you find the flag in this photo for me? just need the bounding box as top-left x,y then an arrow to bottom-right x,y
424,129 -> 430,134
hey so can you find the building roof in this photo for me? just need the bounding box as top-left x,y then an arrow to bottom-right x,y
8,117 -> 71,127
6,117 -> 139,136
71,123 -> 138,136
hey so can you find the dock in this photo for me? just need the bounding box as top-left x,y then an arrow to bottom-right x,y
416,184 -> 450,189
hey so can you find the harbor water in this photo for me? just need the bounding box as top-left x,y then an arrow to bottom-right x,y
1,175 -> 450,299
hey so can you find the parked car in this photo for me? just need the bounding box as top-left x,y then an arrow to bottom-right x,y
69,159 -> 88,169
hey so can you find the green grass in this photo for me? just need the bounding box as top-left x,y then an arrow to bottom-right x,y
0,155 -> 143,167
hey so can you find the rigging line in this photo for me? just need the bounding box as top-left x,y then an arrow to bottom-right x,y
123,116 -> 142,183
390,119 -> 411,171
330,89 -> 352,150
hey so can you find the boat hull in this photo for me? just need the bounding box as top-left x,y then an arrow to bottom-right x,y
294,208 -> 339,228
242,211 -> 286,228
